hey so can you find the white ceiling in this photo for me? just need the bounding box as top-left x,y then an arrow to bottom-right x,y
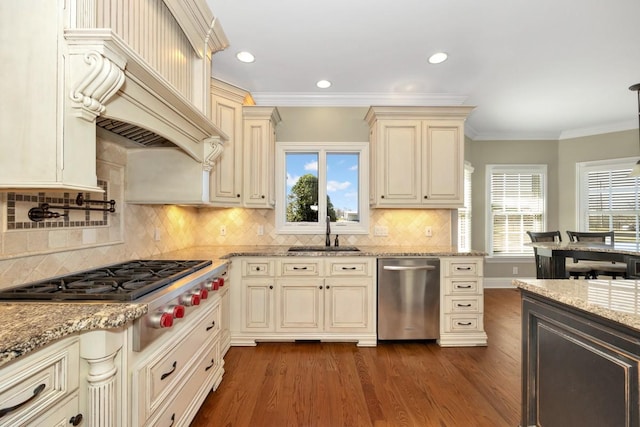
205,0 -> 640,140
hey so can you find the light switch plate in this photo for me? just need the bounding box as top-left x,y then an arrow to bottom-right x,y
374,225 -> 388,236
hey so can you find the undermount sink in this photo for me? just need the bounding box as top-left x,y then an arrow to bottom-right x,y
287,246 -> 361,252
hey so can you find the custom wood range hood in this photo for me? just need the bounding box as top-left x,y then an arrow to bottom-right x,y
0,0 -> 229,192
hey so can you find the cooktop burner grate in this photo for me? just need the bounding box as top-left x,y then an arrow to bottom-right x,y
0,260 -> 212,301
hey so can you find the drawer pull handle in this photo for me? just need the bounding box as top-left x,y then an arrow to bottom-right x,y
69,414 -> 83,426
455,267 -> 472,271
0,383 -> 45,418
161,361 -> 177,380
293,266 -> 308,270
456,285 -> 472,289
457,322 -> 473,326
456,303 -> 472,307
206,321 -> 216,331
205,359 -> 215,371
169,413 -> 175,427
341,267 -> 357,270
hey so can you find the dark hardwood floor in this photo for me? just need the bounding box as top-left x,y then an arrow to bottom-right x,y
191,289 -> 521,427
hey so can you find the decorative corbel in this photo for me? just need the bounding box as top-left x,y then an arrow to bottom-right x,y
203,136 -> 225,172
70,51 -> 125,121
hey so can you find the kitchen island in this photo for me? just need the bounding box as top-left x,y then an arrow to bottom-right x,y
514,278 -> 640,427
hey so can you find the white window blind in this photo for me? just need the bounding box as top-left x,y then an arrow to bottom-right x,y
578,158 -> 640,250
457,163 -> 473,251
487,165 -> 546,256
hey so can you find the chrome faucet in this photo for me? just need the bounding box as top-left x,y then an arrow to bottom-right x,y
325,216 -> 331,247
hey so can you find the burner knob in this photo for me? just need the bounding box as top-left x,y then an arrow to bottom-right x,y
203,279 -> 215,291
180,293 -> 201,306
168,305 -> 185,319
150,312 -> 174,329
219,277 -> 225,287
199,288 -> 209,300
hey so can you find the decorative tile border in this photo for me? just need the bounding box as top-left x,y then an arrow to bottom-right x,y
6,181 -> 110,230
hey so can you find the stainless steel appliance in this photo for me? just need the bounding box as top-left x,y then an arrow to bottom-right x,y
377,258 -> 440,340
0,259 -> 227,351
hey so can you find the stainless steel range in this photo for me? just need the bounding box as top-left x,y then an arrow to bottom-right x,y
0,259 -> 227,351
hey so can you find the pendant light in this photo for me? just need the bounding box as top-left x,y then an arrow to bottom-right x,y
629,83 -> 640,177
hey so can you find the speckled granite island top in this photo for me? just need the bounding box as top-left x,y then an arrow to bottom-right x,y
0,303 -> 147,367
513,278 -> 640,332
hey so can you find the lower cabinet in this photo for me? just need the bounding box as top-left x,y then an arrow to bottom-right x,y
129,294 -> 225,427
438,257 -> 487,347
231,257 -> 376,346
0,337 -> 80,427
522,292 -> 640,427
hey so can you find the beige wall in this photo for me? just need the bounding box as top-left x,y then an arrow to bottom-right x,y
276,107 -> 370,142
467,139 -> 560,278
557,129 -> 637,234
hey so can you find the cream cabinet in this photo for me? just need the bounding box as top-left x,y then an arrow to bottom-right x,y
0,337 -> 80,427
365,106 -> 474,208
243,106 -> 281,208
230,257 -> 376,346
438,257 -> 488,347
129,292 -> 226,427
210,79 -> 252,206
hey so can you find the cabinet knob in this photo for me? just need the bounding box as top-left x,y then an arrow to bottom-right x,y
269,285 -> 274,289
69,414 -> 83,426
423,195 -> 428,199
261,195 -> 265,199
319,286 -> 323,289
326,285 -> 330,289
236,194 -> 241,198
381,195 -> 385,199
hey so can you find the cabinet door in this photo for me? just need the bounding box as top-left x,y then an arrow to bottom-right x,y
276,279 -> 324,332
243,119 -> 273,207
241,279 -> 275,331
211,96 -> 243,205
376,120 -> 422,205
422,121 -> 463,206
324,278 -> 372,332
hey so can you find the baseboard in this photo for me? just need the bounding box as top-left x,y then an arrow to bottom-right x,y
483,277 -> 535,289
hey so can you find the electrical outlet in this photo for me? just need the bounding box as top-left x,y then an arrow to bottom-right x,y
154,228 -> 161,241
513,266 -> 519,275
425,226 -> 433,237
257,225 -> 264,236
220,226 -> 227,236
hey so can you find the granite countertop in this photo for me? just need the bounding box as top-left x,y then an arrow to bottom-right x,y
513,278 -> 640,332
0,303 -> 147,367
0,245 -> 484,366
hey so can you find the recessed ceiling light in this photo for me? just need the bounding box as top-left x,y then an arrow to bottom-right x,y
316,80 -> 332,89
236,51 -> 255,63
428,52 -> 448,64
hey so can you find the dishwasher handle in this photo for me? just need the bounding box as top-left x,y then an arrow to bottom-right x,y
383,265 -> 436,271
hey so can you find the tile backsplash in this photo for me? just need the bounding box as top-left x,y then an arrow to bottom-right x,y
0,139 -> 453,289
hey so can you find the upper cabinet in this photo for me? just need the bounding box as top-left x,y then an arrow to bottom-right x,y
210,80 -> 254,206
243,107 -> 281,208
2,0 -> 227,193
365,106 -> 474,208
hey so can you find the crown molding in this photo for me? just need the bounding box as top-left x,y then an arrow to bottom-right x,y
558,119 -> 637,140
251,92 -> 467,107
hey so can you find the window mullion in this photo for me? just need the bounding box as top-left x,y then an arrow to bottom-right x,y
317,149 -> 328,221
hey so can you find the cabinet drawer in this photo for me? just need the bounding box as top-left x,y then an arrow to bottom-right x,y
326,259 -> 372,276
0,338 -> 79,427
444,278 -> 481,295
29,392 -> 79,427
446,260 -> 480,276
243,260 -> 273,277
444,295 -> 482,313
443,314 -> 483,333
278,260 -> 322,276
140,303 -> 220,415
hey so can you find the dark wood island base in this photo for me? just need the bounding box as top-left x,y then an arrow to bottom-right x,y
515,279 -> 640,427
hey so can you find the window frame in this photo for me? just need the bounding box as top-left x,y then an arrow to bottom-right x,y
576,157 -> 640,250
485,164 -> 547,258
275,141 -> 369,235
457,162 -> 474,251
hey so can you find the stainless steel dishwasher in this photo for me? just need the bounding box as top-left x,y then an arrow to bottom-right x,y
377,258 -> 440,340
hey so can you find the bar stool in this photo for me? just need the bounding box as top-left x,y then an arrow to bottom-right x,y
526,231 -> 592,279
566,231 -> 627,279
